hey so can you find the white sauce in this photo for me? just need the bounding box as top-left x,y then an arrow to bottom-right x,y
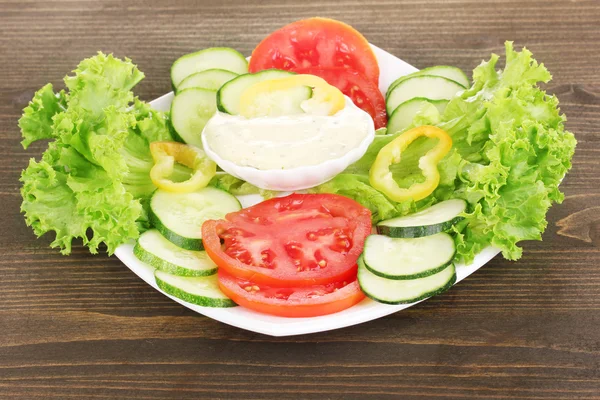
202,97 -> 373,170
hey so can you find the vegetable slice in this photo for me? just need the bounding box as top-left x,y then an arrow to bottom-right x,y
149,187 -> 241,251
202,194 -> 372,287
377,199 -> 467,238
239,74 -> 345,117
369,126 -> 452,202
170,88 -> 216,148
171,47 -> 248,89
155,270 -> 236,307
386,75 -> 465,115
149,141 -> 216,193
358,256 -> 456,305
177,69 -> 238,92
238,84 -> 313,118
217,269 -> 365,317
134,230 -> 218,276
362,233 -> 456,279
216,69 -> 295,115
386,66 -> 469,98
387,98 -> 448,135
249,18 -> 380,84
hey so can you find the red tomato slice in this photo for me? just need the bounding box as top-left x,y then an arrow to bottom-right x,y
249,18 -> 380,85
202,194 -> 371,287
218,269 -> 365,317
292,66 -> 387,129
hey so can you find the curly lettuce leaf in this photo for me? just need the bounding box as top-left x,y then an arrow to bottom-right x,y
20,53 -> 169,255
19,84 -> 66,149
20,158 -> 87,255
61,147 -> 142,253
435,42 -> 576,262
64,52 -> 143,116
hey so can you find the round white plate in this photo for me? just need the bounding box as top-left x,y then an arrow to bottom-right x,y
115,44 -> 500,336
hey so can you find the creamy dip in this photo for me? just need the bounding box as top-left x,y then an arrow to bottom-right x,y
202,97 -> 373,170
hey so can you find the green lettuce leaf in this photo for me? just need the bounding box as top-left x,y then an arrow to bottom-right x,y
19,84 -> 66,149
20,158 -> 86,255
20,53 -> 171,255
433,42 -> 575,262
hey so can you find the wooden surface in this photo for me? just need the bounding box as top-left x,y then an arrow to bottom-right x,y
1,0 -> 599,398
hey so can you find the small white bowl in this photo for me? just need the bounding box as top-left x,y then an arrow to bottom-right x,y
201,101 -> 376,191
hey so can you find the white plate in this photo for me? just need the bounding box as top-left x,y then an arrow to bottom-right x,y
115,44 -> 501,336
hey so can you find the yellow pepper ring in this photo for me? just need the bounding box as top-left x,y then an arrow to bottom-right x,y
150,141 -> 216,193
369,126 -> 453,202
239,74 -> 346,118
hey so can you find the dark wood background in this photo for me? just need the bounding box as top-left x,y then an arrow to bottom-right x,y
1,1 -> 599,398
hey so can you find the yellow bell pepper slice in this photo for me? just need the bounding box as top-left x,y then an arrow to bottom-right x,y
239,74 -> 345,118
369,126 -> 452,202
150,141 -> 216,193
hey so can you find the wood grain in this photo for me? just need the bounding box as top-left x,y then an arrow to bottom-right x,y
1,0 -> 599,399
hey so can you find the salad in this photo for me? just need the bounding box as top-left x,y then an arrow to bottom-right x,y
19,18 -> 576,318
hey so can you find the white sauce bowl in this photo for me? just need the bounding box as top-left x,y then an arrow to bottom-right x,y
201,100 -> 376,191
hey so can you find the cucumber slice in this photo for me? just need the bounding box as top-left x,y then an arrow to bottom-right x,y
363,233 -> 455,280
177,69 -> 238,92
170,88 -> 216,147
358,256 -> 456,305
387,98 -> 449,135
134,230 -> 218,277
217,69 -> 296,115
386,75 -> 465,115
149,187 -> 241,251
171,47 -> 248,89
377,199 -> 467,238
241,85 -> 312,117
155,270 -> 236,308
386,66 -> 469,98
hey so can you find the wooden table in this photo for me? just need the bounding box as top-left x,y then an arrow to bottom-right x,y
1,1 -> 599,398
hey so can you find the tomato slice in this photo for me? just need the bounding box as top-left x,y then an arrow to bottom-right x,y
249,18 -> 380,85
202,194 -> 371,287
292,66 -> 387,129
218,269 -> 365,317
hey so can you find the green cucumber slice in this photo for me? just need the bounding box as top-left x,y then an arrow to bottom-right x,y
177,69 -> 239,92
241,85 -> 312,117
170,88 -> 216,147
386,66 -> 469,98
217,69 -> 296,115
358,257 -> 456,305
149,187 -> 241,251
377,199 -> 467,238
387,97 -> 449,135
362,233 -> 456,280
155,270 -> 236,308
171,47 -> 248,89
386,75 -> 465,115
134,230 -> 218,276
